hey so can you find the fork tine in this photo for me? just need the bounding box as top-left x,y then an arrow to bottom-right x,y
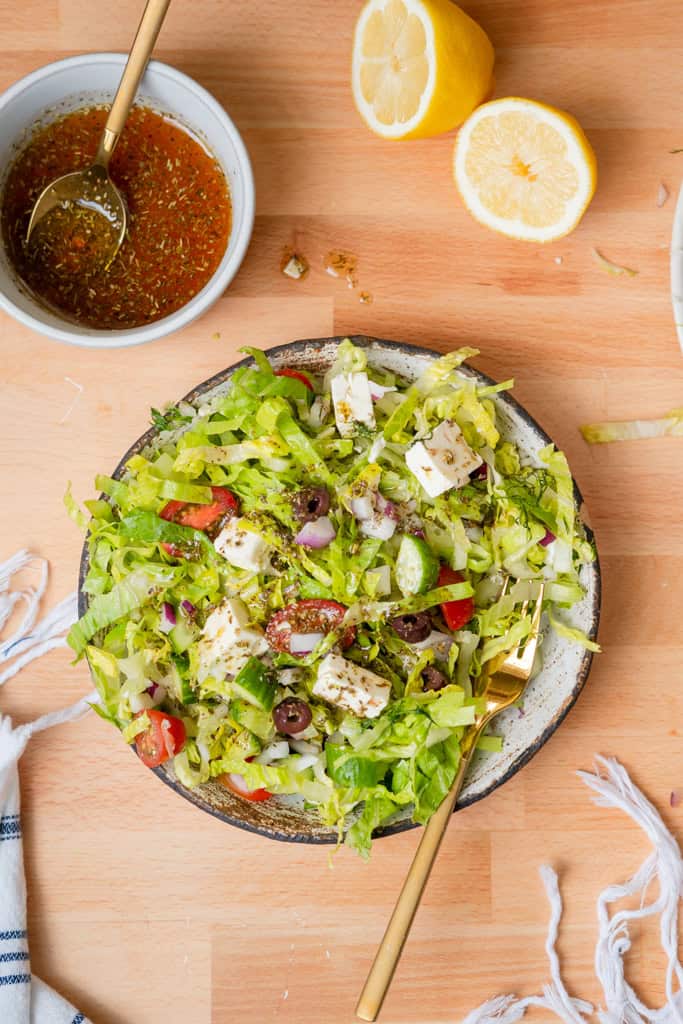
529,584 -> 544,631
501,582 -> 545,672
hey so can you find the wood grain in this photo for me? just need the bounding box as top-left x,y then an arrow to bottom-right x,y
0,1 -> 682,1021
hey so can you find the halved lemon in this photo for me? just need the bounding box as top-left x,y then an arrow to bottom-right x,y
453,97 -> 597,242
351,0 -> 494,141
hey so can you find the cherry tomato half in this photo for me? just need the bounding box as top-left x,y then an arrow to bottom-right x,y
134,710 -> 186,768
275,367 -> 314,391
438,566 -> 475,633
160,486 -> 239,533
218,757 -> 272,802
160,541 -> 185,559
265,599 -> 355,656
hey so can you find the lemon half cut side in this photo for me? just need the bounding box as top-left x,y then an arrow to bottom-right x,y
352,0 -> 494,141
453,97 -> 597,242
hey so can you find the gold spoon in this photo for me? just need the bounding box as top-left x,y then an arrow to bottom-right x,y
26,0 -> 172,268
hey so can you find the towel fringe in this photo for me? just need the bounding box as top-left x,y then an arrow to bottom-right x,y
462,758 -> 683,1024
0,550 -> 78,686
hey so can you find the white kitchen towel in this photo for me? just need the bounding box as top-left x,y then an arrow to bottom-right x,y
0,549 -> 92,1023
0,710 -> 96,1024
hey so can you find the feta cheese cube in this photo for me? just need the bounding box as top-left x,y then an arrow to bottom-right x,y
330,372 -> 376,437
313,652 -> 391,719
405,421 -> 482,498
197,597 -> 268,682
214,518 -> 272,573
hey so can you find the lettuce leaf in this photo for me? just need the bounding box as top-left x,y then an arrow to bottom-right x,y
413,734 -> 461,823
580,409 -> 683,443
68,570 -> 157,656
345,794 -> 397,859
548,608 -> 601,652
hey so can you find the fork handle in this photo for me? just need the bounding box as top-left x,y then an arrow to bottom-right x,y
355,738 -> 479,1022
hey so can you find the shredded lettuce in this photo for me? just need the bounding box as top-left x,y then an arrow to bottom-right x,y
346,794 -> 397,859
580,409 -> 683,444
592,248 -> 638,277
68,570 -> 158,655
63,482 -> 89,531
547,609 -> 601,652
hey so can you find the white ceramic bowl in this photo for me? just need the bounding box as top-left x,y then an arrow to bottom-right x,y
0,54 -> 255,348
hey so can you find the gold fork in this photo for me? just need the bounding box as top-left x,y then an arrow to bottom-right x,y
356,580 -> 546,1022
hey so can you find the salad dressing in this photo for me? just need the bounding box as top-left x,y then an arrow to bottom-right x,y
1,105 -> 232,329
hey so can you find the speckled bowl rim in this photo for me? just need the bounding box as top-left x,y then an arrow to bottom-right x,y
78,336 -> 601,843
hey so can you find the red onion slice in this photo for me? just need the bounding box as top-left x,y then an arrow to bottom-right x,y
290,753 -> 319,773
144,683 -> 167,706
130,692 -> 153,714
255,740 -> 290,764
368,436 -> 386,463
350,495 -> 374,521
295,515 -> 336,549
289,738 -> 320,755
159,602 -> 177,633
360,515 -> 396,541
290,631 -> 326,654
540,529 -> 556,547
368,381 -> 397,401
180,599 -> 196,618
375,493 -> 398,519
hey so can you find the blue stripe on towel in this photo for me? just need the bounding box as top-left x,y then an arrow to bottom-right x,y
0,974 -> 31,986
0,833 -> 22,842
0,816 -> 21,837
0,931 -> 27,941
72,1014 -> 85,1024
0,952 -> 29,963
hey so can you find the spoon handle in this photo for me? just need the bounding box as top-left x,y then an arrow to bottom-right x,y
95,0 -> 172,166
355,727 -> 482,1022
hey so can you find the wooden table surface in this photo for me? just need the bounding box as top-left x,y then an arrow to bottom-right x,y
1,1 -> 682,1022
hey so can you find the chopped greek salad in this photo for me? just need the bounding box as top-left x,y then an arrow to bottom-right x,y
68,340 -> 597,856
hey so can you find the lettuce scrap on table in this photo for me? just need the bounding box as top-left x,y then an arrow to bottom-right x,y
69,340 -> 597,857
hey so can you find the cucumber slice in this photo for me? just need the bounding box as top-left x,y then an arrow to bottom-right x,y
168,617 -> 197,654
230,729 -> 261,759
231,657 -> 276,711
394,535 -> 439,596
230,699 -> 275,742
167,657 -> 196,705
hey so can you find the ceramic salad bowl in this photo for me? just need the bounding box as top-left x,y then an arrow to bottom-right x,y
78,336 -> 601,843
